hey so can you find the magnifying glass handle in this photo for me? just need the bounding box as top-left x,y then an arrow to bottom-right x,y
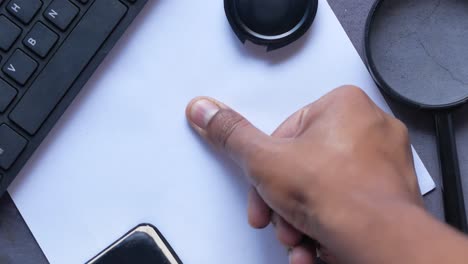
435,112 -> 468,233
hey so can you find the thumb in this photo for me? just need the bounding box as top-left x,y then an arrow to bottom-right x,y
186,97 -> 274,167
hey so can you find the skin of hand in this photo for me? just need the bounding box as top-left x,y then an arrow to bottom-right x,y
186,86 -> 468,264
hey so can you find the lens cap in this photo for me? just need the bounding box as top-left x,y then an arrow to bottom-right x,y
225,0 -> 318,51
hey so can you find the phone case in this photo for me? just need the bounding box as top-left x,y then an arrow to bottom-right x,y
87,224 -> 182,264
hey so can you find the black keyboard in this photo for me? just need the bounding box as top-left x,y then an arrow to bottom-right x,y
0,0 -> 147,196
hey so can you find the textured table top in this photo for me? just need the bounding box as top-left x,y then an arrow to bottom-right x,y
1,0 -> 464,263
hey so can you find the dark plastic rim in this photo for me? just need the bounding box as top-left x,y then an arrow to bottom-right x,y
364,0 -> 468,110
225,0 -> 318,51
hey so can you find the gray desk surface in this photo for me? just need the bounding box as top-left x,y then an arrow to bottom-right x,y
1,0 -> 465,263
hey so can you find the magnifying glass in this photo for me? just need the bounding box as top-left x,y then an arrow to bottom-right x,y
365,0 -> 468,232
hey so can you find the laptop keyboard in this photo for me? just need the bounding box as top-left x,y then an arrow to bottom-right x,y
0,0 -> 147,195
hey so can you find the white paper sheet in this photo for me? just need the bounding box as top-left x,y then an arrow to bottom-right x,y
10,1 -> 435,263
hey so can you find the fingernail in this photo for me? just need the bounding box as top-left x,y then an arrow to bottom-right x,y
190,99 -> 220,129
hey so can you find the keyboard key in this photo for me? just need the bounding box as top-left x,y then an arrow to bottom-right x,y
3,50 -> 38,85
0,124 -> 27,170
10,0 -> 127,135
23,22 -> 58,58
0,16 -> 21,51
0,79 -> 17,112
7,0 -> 42,24
44,0 -> 79,31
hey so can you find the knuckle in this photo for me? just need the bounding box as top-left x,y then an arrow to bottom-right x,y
393,119 -> 410,142
245,147 -> 275,187
208,109 -> 248,148
325,85 -> 370,108
371,109 -> 389,127
245,144 -> 286,189
395,119 -> 409,134
334,85 -> 368,100
287,198 -> 311,232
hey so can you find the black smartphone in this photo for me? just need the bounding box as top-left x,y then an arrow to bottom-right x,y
87,224 -> 182,264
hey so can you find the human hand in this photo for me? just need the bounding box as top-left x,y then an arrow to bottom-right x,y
186,86 -> 423,264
